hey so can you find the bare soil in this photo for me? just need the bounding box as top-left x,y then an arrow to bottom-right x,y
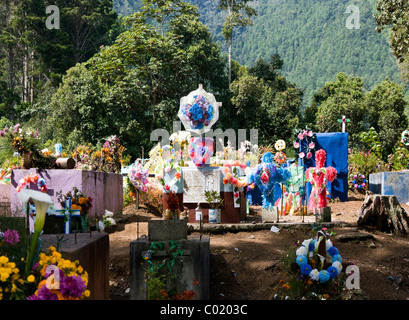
107,191 -> 409,300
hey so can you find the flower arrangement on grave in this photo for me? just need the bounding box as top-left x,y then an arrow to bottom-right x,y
293,127 -> 316,160
164,191 -> 180,220
100,135 -> 126,173
274,228 -> 345,300
56,187 -> 93,217
222,160 -> 248,189
0,123 -> 39,155
27,246 -> 90,300
97,210 -> 116,231
129,161 -> 149,192
0,187 -> 90,300
169,131 -> 191,166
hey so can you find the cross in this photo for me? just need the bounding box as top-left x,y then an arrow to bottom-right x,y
337,115 -> 350,133
305,149 -> 337,210
53,198 -> 81,234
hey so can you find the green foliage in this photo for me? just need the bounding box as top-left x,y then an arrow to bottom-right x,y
348,149 -> 385,183
204,190 -> 224,209
360,127 -> 383,159
388,141 -> 409,172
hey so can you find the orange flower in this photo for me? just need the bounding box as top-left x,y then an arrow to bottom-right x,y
175,172 -> 181,179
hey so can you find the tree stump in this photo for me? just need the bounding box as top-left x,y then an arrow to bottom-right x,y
357,194 -> 409,236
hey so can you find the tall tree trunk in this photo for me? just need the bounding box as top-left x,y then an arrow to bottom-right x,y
228,35 -> 232,87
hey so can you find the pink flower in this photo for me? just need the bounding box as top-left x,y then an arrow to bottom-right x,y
354,184 -> 358,188
164,184 -> 170,191
299,152 -> 305,158
308,142 -> 315,149
3,229 -> 20,245
297,133 -> 304,140
306,152 -> 312,159
362,183 -> 366,187
307,130 -> 313,137
361,175 -> 365,179
294,142 -> 300,149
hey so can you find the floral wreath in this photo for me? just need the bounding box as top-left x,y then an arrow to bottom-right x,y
222,160 -> 248,189
401,130 -> 409,147
295,229 -> 343,283
293,127 -> 316,159
274,151 -> 286,164
16,173 -> 47,193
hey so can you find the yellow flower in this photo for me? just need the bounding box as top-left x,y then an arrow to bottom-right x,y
84,290 -> 90,298
323,294 -> 330,300
27,275 -> 35,283
0,256 -> 9,264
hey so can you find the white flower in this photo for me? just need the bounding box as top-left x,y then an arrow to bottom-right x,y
104,210 -> 114,218
326,239 -> 333,251
105,217 -> 116,226
309,269 -> 320,281
332,261 -> 343,273
302,239 -> 313,250
296,246 -> 307,256
98,220 -> 105,231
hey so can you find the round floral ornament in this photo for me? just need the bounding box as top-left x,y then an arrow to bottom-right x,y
295,231 -> 343,284
178,85 -> 220,135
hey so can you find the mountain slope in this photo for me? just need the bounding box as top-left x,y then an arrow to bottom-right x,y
113,0 -> 403,107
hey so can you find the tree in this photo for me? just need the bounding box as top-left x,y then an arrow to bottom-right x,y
230,54 -> 302,147
364,78 -> 408,159
216,0 -> 257,85
314,73 -> 366,147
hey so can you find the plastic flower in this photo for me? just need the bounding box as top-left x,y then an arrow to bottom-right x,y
300,264 -> 312,276
293,142 -> 300,149
332,254 -> 342,263
296,246 -> 308,256
319,270 -> 330,283
332,261 -> 343,274
3,229 -> 20,245
296,255 -> 307,266
309,269 -> 320,281
328,247 -> 339,256
299,152 -> 305,159
326,266 -> 338,278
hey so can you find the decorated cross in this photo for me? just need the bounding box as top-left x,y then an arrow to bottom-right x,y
337,115 -> 350,133
305,149 -> 337,211
54,198 -> 81,234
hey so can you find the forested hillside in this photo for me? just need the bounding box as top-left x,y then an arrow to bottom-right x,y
114,0 -> 403,107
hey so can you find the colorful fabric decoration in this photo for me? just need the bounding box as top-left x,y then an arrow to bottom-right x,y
178,85 -> 220,135
16,173 -> 47,193
188,137 -> 214,167
222,160 -> 248,189
129,161 -> 149,192
274,139 -> 286,151
305,149 -> 337,210
247,152 -> 291,209
274,151 -> 286,164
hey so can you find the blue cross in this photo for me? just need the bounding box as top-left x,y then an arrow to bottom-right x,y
54,198 -> 81,234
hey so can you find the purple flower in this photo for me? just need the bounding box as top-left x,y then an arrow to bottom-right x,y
3,229 -> 20,245
59,274 -> 86,298
27,285 -> 58,300
0,130 -> 4,137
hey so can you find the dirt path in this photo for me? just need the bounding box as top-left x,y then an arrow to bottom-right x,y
108,193 -> 409,300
